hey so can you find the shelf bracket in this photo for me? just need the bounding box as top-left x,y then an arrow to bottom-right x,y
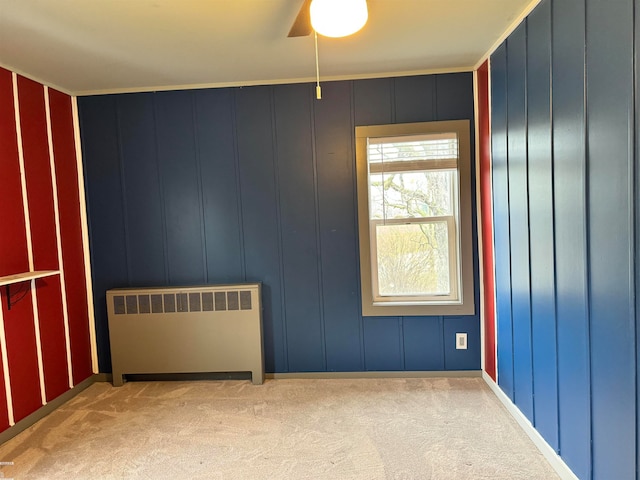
0,271 -> 60,311
5,282 -> 30,311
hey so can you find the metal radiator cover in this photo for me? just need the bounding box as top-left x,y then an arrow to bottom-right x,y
106,283 -> 264,386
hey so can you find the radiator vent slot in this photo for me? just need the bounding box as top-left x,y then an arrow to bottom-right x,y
240,291 -> 252,310
126,295 -> 138,314
114,296 -> 125,315
215,292 -> 226,311
227,291 -> 239,310
139,295 -> 150,314
164,294 -> 176,313
177,293 -> 188,312
151,294 -> 163,313
202,292 -> 214,311
189,293 -> 201,312
114,289 -> 256,314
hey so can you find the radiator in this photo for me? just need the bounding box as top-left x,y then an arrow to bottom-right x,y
106,283 -> 264,386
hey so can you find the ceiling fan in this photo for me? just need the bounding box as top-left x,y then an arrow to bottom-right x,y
288,0 -> 313,37
288,0 -> 369,38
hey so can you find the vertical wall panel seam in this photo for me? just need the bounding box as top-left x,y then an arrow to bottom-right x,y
151,95 -> 170,284
269,87 -> 289,372
439,316 -> 445,368
504,41 -> 517,403
398,317 -> 405,370
309,86 -> 327,370
630,0 -> 639,470
634,0 -> 639,474
401,316 -> 407,369
523,19 -> 537,429
71,97 -> 99,373
230,91 -> 247,280
350,81 -> 366,370
582,2 -> 594,476
12,74 -> 46,407
390,78 -> 396,124
114,100 -> 132,286
190,92 -> 208,283
44,87 -> 74,389
435,74 -> 440,120
432,76 -> 440,120
548,4 -> 561,454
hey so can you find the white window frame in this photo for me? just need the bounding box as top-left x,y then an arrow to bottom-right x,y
355,120 -> 475,316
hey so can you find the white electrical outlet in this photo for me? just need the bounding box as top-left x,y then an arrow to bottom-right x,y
456,333 -> 467,350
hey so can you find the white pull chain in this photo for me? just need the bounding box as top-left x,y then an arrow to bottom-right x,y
315,31 -> 322,99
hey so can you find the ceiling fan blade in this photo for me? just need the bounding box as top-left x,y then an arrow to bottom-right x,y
288,0 -> 313,37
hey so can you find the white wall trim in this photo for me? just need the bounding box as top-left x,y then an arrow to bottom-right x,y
44,86 -> 75,389
73,66 -> 475,97
0,61 -> 73,97
29,281 -> 47,405
12,73 -> 34,271
12,73 -> 47,407
473,0 -> 542,71
71,96 -> 99,374
0,298 -> 15,426
482,372 -> 578,480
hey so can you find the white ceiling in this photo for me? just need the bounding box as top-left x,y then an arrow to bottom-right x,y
0,0 -> 536,96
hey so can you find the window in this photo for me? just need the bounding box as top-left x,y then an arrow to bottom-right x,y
355,120 -> 474,316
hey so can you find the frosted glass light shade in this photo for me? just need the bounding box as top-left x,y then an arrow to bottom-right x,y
310,0 -> 368,38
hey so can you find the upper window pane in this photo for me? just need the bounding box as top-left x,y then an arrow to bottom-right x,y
369,170 -> 455,220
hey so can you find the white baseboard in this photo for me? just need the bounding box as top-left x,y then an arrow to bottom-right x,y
267,370 -> 482,380
482,372 -> 578,480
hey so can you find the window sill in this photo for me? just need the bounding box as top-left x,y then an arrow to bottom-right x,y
362,299 -> 475,317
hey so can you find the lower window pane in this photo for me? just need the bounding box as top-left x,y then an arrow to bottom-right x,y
375,222 -> 450,297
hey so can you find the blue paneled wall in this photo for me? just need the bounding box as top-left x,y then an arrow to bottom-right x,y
78,73 -> 480,375
491,0 -> 636,478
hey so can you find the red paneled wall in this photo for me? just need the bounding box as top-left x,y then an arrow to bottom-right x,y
0,67 -> 34,427
18,76 -> 69,405
0,66 -> 94,429
49,89 -> 93,384
476,61 -> 497,381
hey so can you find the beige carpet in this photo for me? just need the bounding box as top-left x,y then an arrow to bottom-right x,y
0,378 -> 559,479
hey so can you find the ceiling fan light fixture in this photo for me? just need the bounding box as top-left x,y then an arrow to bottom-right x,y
310,0 -> 368,38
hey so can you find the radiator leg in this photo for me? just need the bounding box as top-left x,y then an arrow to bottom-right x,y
251,370 -> 264,385
112,372 -> 124,387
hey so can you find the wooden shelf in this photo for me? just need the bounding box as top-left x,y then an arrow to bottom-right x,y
0,270 -> 59,287
1,270 -> 60,310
